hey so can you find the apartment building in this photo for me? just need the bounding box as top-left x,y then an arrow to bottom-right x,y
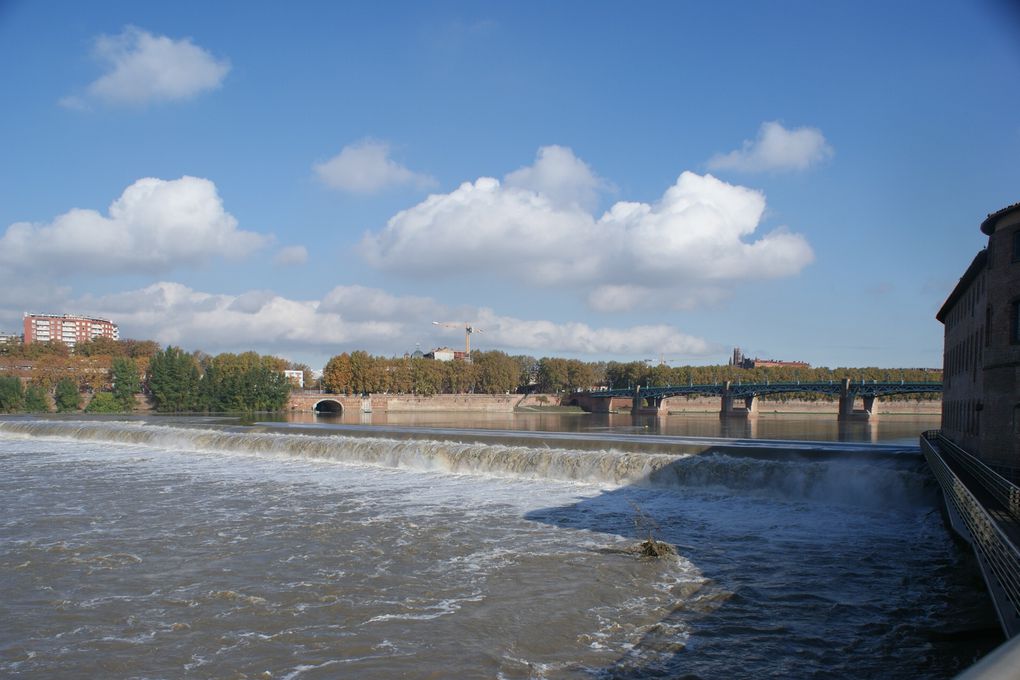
23,313 -> 119,348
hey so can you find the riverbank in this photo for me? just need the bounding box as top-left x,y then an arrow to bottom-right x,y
287,391 -> 941,416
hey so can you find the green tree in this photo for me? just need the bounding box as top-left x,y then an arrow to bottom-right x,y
200,352 -> 291,412
23,383 -> 49,412
537,358 -> 571,393
110,357 -> 141,410
473,351 -> 521,394
85,392 -> 122,413
565,359 -> 596,392
444,360 -> 477,393
147,346 -> 202,412
55,377 -> 81,412
0,376 -> 24,412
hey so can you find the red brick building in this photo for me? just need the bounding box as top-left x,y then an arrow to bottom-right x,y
937,201 -> 1020,476
23,313 -> 119,348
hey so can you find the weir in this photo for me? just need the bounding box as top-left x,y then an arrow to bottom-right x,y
0,417 -> 991,678
0,419 -> 927,503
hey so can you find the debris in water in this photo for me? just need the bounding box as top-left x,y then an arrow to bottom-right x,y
636,538 -> 677,558
628,500 -> 677,558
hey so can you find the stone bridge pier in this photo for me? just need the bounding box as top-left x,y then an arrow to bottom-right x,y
838,379 -> 877,422
631,386 -> 672,416
720,381 -> 759,419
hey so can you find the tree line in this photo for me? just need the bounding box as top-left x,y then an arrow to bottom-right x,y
320,350 -> 942,400
0,335 -> 943,414
0,338 -> 303,413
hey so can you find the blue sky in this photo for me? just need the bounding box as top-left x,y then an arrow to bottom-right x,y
1,0 -> 1018,370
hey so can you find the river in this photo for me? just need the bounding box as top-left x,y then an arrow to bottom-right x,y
0,414 -> 1001,678
269,410 -> 941,445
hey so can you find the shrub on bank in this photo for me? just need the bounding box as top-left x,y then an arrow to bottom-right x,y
85,392 -> 123,413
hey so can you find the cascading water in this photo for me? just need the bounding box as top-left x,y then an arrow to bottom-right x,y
0,420 -> 936,508
0,418 -> 1000,678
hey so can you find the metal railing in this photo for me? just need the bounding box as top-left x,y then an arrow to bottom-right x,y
923,431 -> 1020,523
921,432 -> 1020,635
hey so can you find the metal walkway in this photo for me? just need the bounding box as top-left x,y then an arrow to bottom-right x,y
921,431 -> 1020,639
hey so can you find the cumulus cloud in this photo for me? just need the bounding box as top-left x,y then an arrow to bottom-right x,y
314,140 -> 437,194
68,282 -> 714,361
0,176 -> 268,276
63,26 -> 230,108
319,285 -> 445,322
707,121 -> 834,173
505,145 -> 610,211
472,309 -> 711,356
362,147 -> 813,310
274,245 -> 308,266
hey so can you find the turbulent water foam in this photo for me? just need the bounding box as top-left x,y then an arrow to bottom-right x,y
0,419 -> 997,679
0,419 -> 935,508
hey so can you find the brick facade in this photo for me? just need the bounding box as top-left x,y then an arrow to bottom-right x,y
938,203 -> 1020,475
23,313 -> 119,348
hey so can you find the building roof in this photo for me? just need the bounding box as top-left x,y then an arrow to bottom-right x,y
936,249 -> 987,322
981,201 -> 1020,235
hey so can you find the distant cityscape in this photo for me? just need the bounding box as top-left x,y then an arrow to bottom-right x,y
726,347 -> 810,370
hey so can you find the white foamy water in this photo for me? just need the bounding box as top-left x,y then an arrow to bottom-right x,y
0,419 -> 1000,678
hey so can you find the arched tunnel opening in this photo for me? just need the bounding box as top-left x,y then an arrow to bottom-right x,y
314,400 -> 344,415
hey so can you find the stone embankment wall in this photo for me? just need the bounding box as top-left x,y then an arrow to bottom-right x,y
384,394 -> 522,412
287,392 -> 941,415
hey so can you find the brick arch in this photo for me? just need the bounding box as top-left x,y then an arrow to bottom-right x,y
313,399 -> 344,414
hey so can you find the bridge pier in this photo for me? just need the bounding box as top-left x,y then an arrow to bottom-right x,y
631,387 -> 669,415
720,381 -> 758,419
838,379 -> 879,421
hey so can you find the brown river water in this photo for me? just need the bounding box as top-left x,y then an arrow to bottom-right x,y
0,413 -> 1002,678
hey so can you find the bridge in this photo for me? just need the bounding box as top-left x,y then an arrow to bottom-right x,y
287,391 -> 378,415
575,379 -> 943,421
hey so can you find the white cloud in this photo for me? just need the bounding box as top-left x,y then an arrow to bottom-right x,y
67,282 -> 714,362
314,139 -> 437,194
0,176 -> 268,276
274,245 -> 308,266
707,121 -> 834,173
505,145 -> 610,211
319,285 -> 444,322
64,26 -> 230,107
362,147 -> 814,310
473,309 -> 711,356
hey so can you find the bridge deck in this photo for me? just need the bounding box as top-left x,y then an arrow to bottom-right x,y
588,381 -> 942,400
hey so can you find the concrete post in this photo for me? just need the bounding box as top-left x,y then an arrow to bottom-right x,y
632,384 -> 642,414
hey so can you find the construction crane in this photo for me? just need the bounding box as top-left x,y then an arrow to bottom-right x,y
432,321 -> 484,357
